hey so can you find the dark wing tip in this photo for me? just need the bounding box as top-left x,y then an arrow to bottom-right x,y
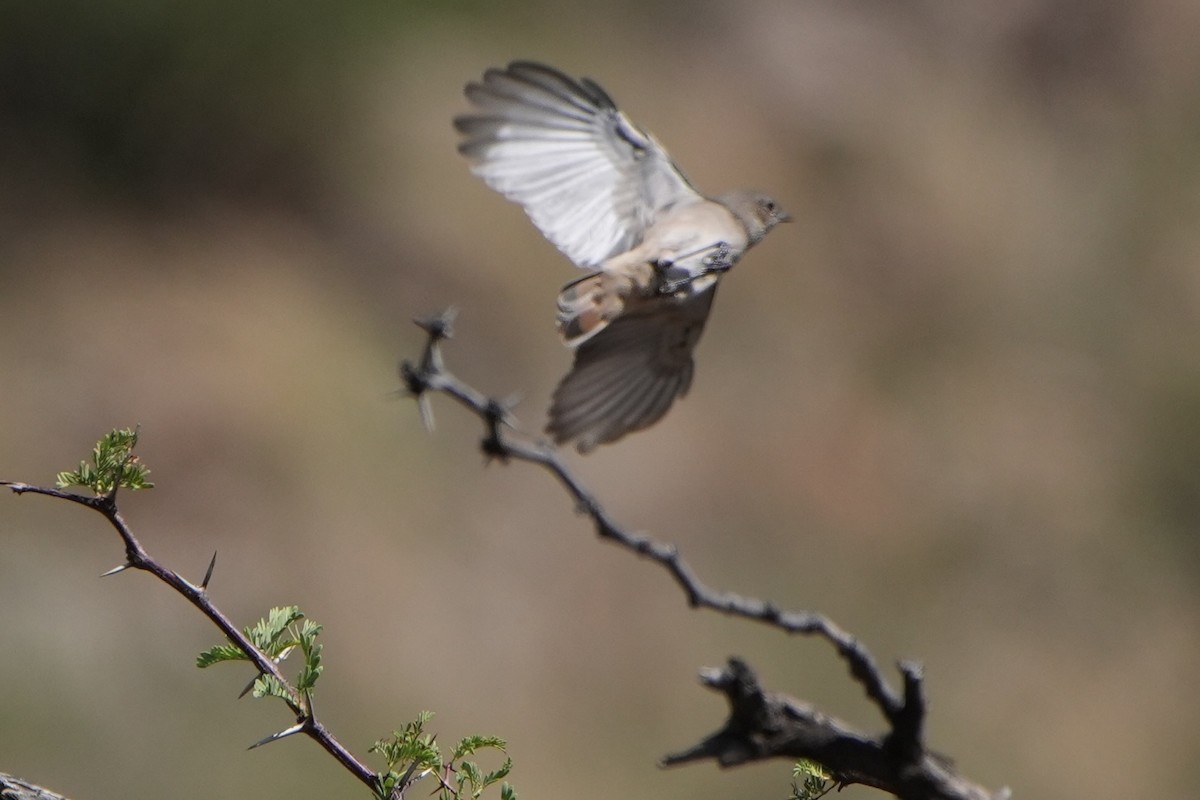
506,60 -> 559,76
545,353 -> 691,453
486,61 -> 617,111
460,79 -> 485,100
578,77 -> 617,110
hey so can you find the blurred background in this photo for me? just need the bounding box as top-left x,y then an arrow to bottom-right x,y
2,1 -> 1199,798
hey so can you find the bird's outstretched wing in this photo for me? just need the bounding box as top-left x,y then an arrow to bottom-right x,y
546,287 -> 717,451
455,61 -> 702,268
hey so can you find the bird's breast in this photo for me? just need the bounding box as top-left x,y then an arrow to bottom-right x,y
598,201 -> 748,299
648,202 -> 746,259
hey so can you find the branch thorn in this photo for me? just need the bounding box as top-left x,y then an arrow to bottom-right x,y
201,551 -> 217,591
248,720 -> 307,750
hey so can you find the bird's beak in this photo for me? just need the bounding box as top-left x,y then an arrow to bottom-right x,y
777,210 -> 793,223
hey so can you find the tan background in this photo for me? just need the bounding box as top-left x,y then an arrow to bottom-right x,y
2,2 -> 1199,798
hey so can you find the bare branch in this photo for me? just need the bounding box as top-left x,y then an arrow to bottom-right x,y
0,772 -> 72,800
398,311 -> 1008,800
398,312 -> 902,714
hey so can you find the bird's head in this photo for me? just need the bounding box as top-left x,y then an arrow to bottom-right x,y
718,190 -> 792,246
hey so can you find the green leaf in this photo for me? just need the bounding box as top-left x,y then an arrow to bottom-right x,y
793,759 -> 831,781
296,620 -> 324,692
790,760 -> 834,800
374,771 -> 400,800
499,782 -> 517,800
252,674 -> 296,704
458,759 -> 482,790
452,735 -> 506,760
370,712 -> 442,773
245,606 -> 304,650
481,758 -> 512,787
195,643 -> 248,668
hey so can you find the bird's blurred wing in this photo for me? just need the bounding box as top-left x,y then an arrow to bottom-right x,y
455,61 -> 702,268
547,287 -> 717,451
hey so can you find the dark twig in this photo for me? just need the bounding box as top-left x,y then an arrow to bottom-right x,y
398,310 -> 1008,800
0,772 -> 72,800
398,311 -> 900,713
0,481 -> 384,798
660,659 -> 1005,800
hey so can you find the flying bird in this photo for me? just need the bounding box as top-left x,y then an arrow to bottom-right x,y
454,61 -> 789,452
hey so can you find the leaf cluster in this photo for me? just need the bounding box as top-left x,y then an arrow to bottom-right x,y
371,712 -> 515,800
196,606 -> 323,705
55,428 -> 154,493
790,760 -> 834,800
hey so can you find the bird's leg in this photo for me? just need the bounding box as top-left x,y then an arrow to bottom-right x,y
653,258 -> 690,295
702,241 -> 734,273
657,277 -> 690,295
653,241 -> 735,295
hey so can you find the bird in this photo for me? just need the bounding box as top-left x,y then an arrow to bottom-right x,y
454,61 -> 790,452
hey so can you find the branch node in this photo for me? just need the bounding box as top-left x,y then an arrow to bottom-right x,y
398,362 -> 438,435
414,308 -> 457,341
399,308 -> 460,434
886,659 -> 927,761
480,396 -> 519,463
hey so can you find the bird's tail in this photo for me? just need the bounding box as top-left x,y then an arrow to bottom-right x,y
556,272 -> 629,347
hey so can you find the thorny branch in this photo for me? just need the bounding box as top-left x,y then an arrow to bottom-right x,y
399,309 -> 1008,800
0,481 -> 387,799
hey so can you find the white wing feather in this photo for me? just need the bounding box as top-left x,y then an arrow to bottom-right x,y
455,61 -> 702,268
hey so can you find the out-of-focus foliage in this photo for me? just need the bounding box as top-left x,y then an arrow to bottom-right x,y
0,0 -> 474,203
